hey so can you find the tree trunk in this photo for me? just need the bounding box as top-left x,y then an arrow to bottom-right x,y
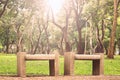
44,26 -> 50,54
52,7 -> 72,53
117,38 -> 120,55
89,21 -> 94,54
16,36 -> 23,52
0,0 -> 9,18
5,27 -> 10,53
77,29 -> 84,54
95,20 -> 104,53
107,0 -> 118,59
60,35 -> 64,55
33,33 -> 41,54
76,18 -> 84,54
84,23 -> 88,54
63,27 -> 71,52
71,0 -> 85,54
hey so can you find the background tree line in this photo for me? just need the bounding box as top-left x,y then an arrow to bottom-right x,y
0,0 -> 120,59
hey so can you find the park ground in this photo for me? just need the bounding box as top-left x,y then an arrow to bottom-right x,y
0,76 -> 120,80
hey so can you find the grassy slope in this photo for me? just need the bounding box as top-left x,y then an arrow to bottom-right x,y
0,54 -> 120,75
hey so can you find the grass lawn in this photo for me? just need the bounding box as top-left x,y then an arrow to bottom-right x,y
0,53 -> 120,76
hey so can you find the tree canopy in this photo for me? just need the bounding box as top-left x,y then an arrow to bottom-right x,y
0,0 -> 120,59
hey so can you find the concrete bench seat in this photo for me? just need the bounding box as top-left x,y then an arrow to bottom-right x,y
64,52 -> 104,75
17,52 -> 59,77
75,54 -> 101,60
25,54 -> 56,60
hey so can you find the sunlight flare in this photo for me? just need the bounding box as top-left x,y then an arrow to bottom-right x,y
48,0 -> 64,14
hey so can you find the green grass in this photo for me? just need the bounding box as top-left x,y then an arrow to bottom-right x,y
0,54 -> 120,75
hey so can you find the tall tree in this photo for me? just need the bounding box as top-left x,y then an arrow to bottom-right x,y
107,0 -> 118,58
72,0 -> 85,54
52,1 -> 72,53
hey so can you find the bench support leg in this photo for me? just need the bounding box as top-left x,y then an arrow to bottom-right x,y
64,52 -> 74,75
92,60 -> 100,75
17,52 -> 26,77
92,54 -> 104,75
49,52 -> 59,76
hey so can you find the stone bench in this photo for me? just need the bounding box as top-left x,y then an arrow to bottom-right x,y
17,52 -> 59,77
64,52 -> 104,75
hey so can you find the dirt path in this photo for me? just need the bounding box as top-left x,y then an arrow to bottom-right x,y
0,76 -> 120,80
